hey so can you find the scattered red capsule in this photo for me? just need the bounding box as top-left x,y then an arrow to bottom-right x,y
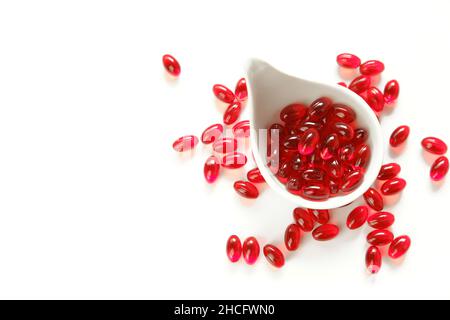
421,137 -> 448,155
390,125 -> 410,147
337,53 -> 361,69
284,224 -> 302,251
430,156 -> 449,181
247,167 -> 265,183
298,128 -> 320,155
389,235 -> 411,259
293,208 -> 316,232
242,237 -> 260,265
363,188 -> 384,211
172,135 -> 199,152
346,206 -> 369,230
222,152 -> 247,169
226,235 -> 242,263
280,103 -> 308,124
204,155 -> 220,183
366,246 -> 382,274
213,84 -> 235,103
365,87 -> 385,112
223,101 -> 242,125
232,120 -> 250,138
368,212 -> 395,230
378,163 -> 401,180
213,137 -> 238,154
233,180 -> 259,199
263,245 -> 285,268
384,80 -> 400,104
341,170 -> 364,193
381,178 -> 406,196
349,75 -> 372,94
308,209 -> 330,225
162,54 -> 181,76
360,60 -> 385,76
312,224 -> 339,241
201,123 -> 223,144
234,78 -> 248,101
367,229 -> 394,246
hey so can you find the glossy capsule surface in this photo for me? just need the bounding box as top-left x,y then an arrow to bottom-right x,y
234,78 -> 248,101
308,209 -> 330,225
298,128 -> 320,155
213,137 -> 238,154
213,84 -> 235,103
263,245 -> 285,268
204,155 -> 220,183
360,60 -> 385,76
247,167 -> 265,183
233,180 -> 259,199
367,229 -> 394,246
349,75 -> 371,94
381,178 -> 406,195
242,237 -> 260,264
368,212 -> 395,229
223,101 -> 242,125
346,206 -> 369,230
378,163 -> 401,180
390,126 -> 410,147
222,152 -> 247,169
384,80 -> 400,104
172,135 -> 199,152
162,54 -> 181,76
284,224 -> 302,251
226,235 -> 242,262
365,87 -> 385,112
201,124 -> 223,144
430,156 -> 449,181
293,208 -> 316,232
337,53 -> 361,69
363,188 -> 384,211
389,235 -> 411,259
366,246 -> 382,274
421,137 -> 447,155
232,120 -> 250,138
312,224 -> 339,241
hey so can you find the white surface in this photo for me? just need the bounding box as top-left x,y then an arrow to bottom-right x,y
0,0 -> 449,300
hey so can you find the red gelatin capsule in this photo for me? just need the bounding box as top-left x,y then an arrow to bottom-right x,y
222,152 -> 247,169
337,53 -> 361,69
308,97 -> 333,121
293,208 -> 316,232
320,134 -> 340,160
338,145 -> 355,162
341,170 -> 364,193
162,54 -> 181,76
365,87 -> 385,112
263,245 -> 285,268
353,144 -> 371,169
247,167 -> 265,183
329,104 -> 357,123
366,246 -> 382,274
204,155 -> 220,183
430,156 -> 449,181
213,137 -> 238,154
213,84 -> 235,103
242,237 -> 260,265
308,209 -> 330,225
390,125 -> 410,147
354,128 -> 369,144
384,80 -> 400,104
381,178 -> 406,196
233,180 -> 259,199
234,78 -> 248,101
421,137 -> 448,155
226,235 -> 242,263
201,123 -> 223,144
172,135 -> 199,152
326,158 -> 344,179
360,60 -> 385,76
389,235 -> 411,259
367,229 -> 394,246
332,122 -> 354,142
280,103 -> 308,124
284,135 -> 301,150
284,224 -> 302,251
232,120 -> 250,138
298,128 -> 319,156
286,176 -> 302,195
368,212 -> 395,229
312,224 -> 339,241
349,75 -> 372,94
223,101 -> 242,125
378,163 -> 401,180
301,181 -> 330,201
346,206 -> 369,230
363,188 -> 384,211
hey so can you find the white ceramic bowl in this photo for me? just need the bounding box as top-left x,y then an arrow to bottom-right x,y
247,59 -> 383,210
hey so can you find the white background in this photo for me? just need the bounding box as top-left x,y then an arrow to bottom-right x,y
0,0 -> 449,300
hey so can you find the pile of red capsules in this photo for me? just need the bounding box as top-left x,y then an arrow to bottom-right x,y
165,53 -> 449,273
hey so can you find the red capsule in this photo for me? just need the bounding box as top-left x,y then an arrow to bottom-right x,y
366,246 -> 382,274
332,122 -> 355,142
346,206 -> 369,230
223,101 -> 242,125
353,144 -> 371,169
365,87 -> 385,112
213,137 -> 238,154
213,84 -> 235,103
384,80 -> 400,104
284,135 -> 301,150
368,212 -> 395,229
222,152 -> 247,169
301,181 -> 330,201
232,120 -> 250,138
298,128 -> 320,155
204,155 -> 220,183
263,245 -> 285,268
312,224 -> 339,241
421,137 -> 448,155
226,235 -> 242,263
293,208 -> 316,232
247,167 -> 265,183
242,237 -> 260,264
286,176 -> 302,195
389,235 -> 411,259
280,103 -> 308,124
329,179 -> 340,195
326,158 -> 344,179
430,156 -> 449,181
337,53 -> 361,69
308,209 -> 330,225
234,78 -> 248,101
378,163 -> 401,180
349,75 -> 372,94
172,135 -> 199,152
360,60 -> 385,76
329,104 -> 356,123
381,178 -> 406,196
162,54 -> 181,76
353,128 -> 369,144
284,224 -> 302,251
320,134 -> 340,160
363,188 -> 384,211
233,180 -> 259,199
308,97 -> 333,121
367,229 -> 394,246
338,145 -> 355,162
390,125 -> 410,147
201,123 -> 223,144
341,170 -> 364,193
301,168 -> 326,181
